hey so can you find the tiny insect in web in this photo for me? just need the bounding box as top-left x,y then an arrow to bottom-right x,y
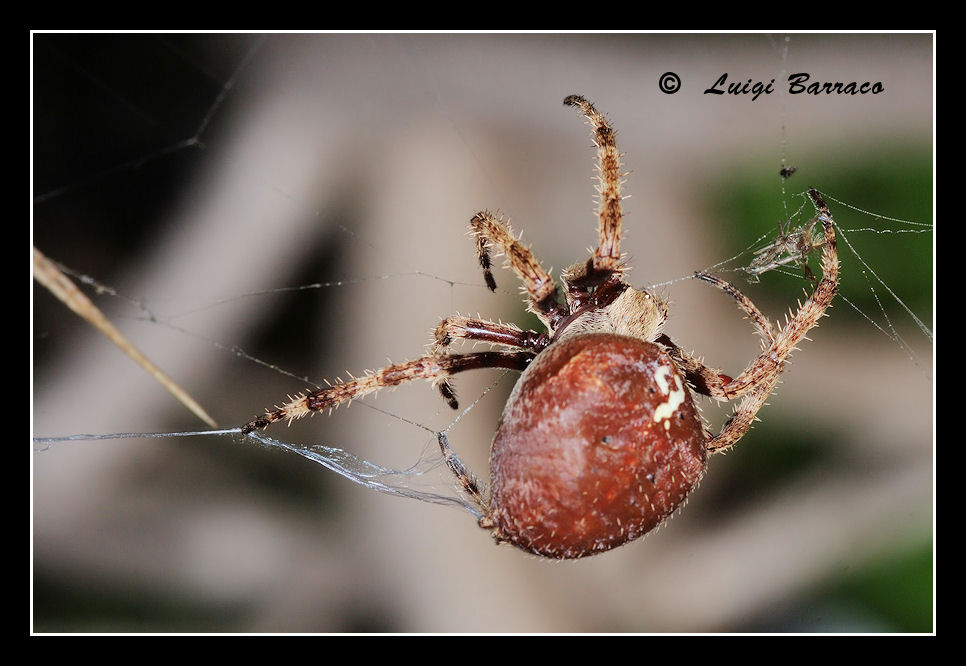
243,95 -> 840,559
743,209 -> 828,285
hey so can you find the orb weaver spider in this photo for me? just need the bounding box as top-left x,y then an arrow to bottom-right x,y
243,95 -> 839,559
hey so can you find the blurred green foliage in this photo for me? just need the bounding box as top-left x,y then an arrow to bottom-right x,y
705,144 -> 933,633
702,416 -> 837,510
813,540 -> 934,633
708,144 -> 932,333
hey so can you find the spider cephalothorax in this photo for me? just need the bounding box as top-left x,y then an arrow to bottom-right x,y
243,95 -> 839,559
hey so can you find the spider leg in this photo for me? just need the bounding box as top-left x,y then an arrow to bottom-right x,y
432,315 -> 547,408
469,211 -> 567,327
657,276 -> 775,400
706,188 -> 838,453
693,272 -> 777,347
564,94 -> 625,283
438,432 -> 489,520
433,315 -> 548,355
656,334 -> 733,400
241,350 -> 534,433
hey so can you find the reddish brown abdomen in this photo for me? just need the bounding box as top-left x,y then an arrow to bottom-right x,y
488,334 -> 706,559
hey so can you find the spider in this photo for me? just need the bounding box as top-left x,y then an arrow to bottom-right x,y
243,95 -> 839,559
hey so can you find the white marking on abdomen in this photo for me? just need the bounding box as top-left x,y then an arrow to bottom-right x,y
653,366 -> 686,424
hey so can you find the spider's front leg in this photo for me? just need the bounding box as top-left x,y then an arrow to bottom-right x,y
241,350 -> 533,433
705,188 -> 839,453
431,315 -> 547,408
432,315 -> 548,356
656,273 -> 777,401
564,95 -> 625,286
469,211 -> 567,327
656,335 -> 734,399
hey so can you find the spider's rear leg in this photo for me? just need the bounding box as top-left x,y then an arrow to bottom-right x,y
241,350 -> 534,433
438,432 -> 489,519
469,211 -> 567,327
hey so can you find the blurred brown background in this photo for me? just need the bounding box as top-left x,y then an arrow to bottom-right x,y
33,33 -> 933,632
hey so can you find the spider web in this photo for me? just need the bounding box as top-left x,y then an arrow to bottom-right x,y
31,33 -> 934,633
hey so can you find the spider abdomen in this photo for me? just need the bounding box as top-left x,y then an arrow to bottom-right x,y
488,333 -> 707,559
